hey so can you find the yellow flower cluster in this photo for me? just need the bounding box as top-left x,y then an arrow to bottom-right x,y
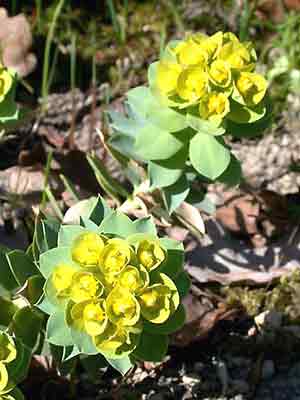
0,333 -> 17,394
156,32 -> 267,124
0,65 -> 13,103
51,232 -> 179,358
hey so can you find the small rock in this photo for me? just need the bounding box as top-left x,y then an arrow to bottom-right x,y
255,310 -> 283,331
182,373 -> 201,386
262,360 -> 275,380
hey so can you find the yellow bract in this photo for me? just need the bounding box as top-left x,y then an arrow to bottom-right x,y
52,264 -> 75,296
83,300 -> 107,336
93,322 -> 140,357
0,334 -> 17,396
136,240 -> 165,272
236,72 -> 267,106
209,60 -> 231,88
117,265 -> 149,293
156,62 -> 182,96
72,232 -> 104,267
139,284 -> 171,324
199,92 -> 230,124
70,271 -> 103,303
0,334 -> 17,365
177,67 -> 208,102
198,31 -> 223,61
106,287 -> 140,327
99,238 -> 131,277
175,40 -> 208,66
0,68 -> 13,103
0,363 -> 8,393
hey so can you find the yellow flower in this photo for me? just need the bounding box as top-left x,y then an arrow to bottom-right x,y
52,264 -> 75,297
99,238 -> 131,277
139,273 -> 179,324
70,271 -> 103,303
177,67 -> 208,102
69,300 -> 107,336
219,41 -> 254,71
235,72 -> 267,105
0,68 -> 13,103
136,240 -> 165,272
159,273 -> 180,313
138,285 -> 171,324
198,31 -> 223,61
199,92 -> 230,123
222,32 -> 239,44
83,300 -> 107,336
0,363 -> 8,393
138,274 -> 180,324
106,287 -> 140,327
93,322 -> 140,358
72,232 -> 105,267
175,39 -> 208,66
117,265 -> 149,293
0,334 -> 16,365
156,61 -> 182,96
209,59 -> 232,88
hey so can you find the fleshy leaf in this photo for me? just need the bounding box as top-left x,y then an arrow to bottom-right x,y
46,311 -> 73,347
157,238 -> 184,279
6,250 -> 40,287
127,86 -> 187,132
99,211 -> 136,238
144,303 -> 185,335
135,123 -> 184,161
39,247 -> 78,279
132,217 -> 157,235
35,217 -> 60,254
58,226 -> 87,247
10,307 -> 43,349
189,133 -> 231,180
173,271 -> 191,299
133,332 -> 168,362
186,112 -> 225,136
163,174 -> 190,214
148,145 -> 188,189
105,356 -> 133,376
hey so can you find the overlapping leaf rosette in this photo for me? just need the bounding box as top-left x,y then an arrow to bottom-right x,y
0,64 -> 19,127
0,331 -> 29,400
108,32 -> 271,212
37,198 -> 189,374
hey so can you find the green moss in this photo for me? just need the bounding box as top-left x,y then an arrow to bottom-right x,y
223,269 -> 300,323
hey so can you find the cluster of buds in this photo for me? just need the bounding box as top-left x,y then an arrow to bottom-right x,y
49,232 -> 179,359
0,332 -> 17,396
155,31 -> 267,125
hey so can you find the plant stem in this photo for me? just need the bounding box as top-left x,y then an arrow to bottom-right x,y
41,150 -> 53,210
35,0 -> 42,33
68,33 -> 77,149
162,0 -> 185,34
41,0 -> 65,110
106,0 -> 122,44
11,0 -> 17,15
